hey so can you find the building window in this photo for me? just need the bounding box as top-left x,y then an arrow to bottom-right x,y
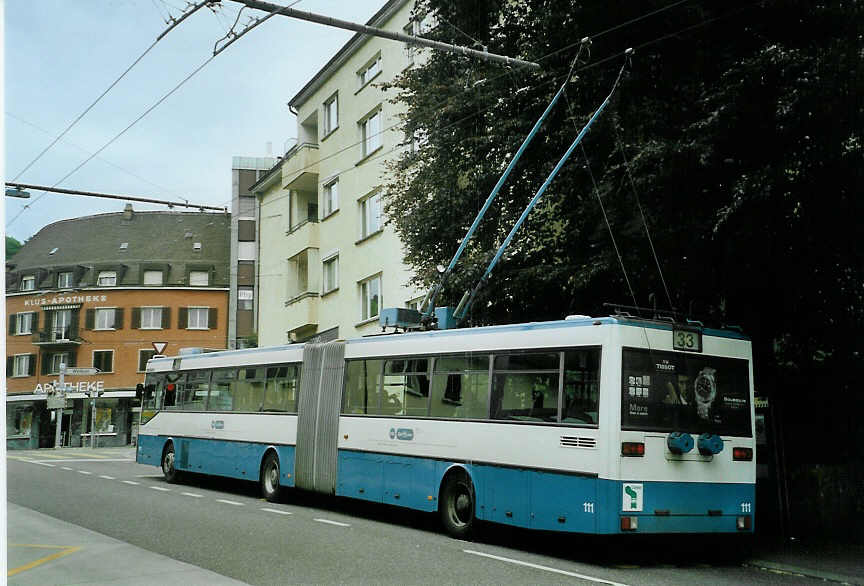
57,271 -> 74,288
238,219 -> 256,241
323,179 -> 339,217
93,350 -> 114,373
49,352 -> 70,375
360,275 -> 381,321
405,297 -> 424,311
20,275 -> 35,291
15,312 -> 35,335
323,93 -> 338,135
238,287 -> 254,310
403,21 -> 417,64
187,307 -> 209,329
358,54 -> 381,88
138,350 -> 156,372
237,261 -> 255,286
189,271 -> 209,286
360,192 -> 382,239
360,109 -> 382,157
94,308 -> 117,330
140,307 -> 163,329
143,270 -> 163,285
238,195 -> 256,217
52,309 -> 73,340
12,354 -> 34,377
97,271 -> 117,286
7,403 -> 33,437
323,255 -> 339,293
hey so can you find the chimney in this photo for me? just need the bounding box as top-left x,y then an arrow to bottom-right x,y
123,203 -> 133,220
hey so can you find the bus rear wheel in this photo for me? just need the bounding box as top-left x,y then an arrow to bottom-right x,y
261,452 -> 282,503
161,442 -> 181,483
440,470 -> 475,539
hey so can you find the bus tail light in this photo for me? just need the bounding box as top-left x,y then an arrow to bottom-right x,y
733,447 -> 753,461
621,516 -> 638,531
736,515 -> 752,531
621,442 -> 645,457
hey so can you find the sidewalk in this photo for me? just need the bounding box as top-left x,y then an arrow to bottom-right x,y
747,539 -> 864,585
7,503 -> 248,585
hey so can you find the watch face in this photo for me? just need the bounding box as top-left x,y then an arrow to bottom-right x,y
695,376 -> 715,400
694,367 -> 717,419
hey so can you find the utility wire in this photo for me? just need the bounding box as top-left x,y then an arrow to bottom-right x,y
10,0 -> 211,184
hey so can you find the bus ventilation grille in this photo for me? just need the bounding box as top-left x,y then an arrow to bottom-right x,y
560,436 -> 597,449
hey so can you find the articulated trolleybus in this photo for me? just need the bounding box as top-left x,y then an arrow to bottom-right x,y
137,314 -> 755,538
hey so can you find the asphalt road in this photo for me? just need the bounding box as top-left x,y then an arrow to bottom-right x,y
7,447 -> 817,585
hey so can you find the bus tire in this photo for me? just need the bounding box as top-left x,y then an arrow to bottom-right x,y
439,470 -> 475,539
161,442 -> 181,483
261,451 -> 282,503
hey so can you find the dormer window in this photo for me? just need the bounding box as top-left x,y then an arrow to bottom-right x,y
189,270 -> 209,286
119,242 -> 129,250
20,275 -> 35,291
97,271 -> 117,287
57,271 -> 74,289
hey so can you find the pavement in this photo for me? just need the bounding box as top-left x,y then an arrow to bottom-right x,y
6,446 -> 864,585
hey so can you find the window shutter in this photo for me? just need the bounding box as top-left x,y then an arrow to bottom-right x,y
6,356 -> 13,376
8,314 -> 16,335
85,309 -> 95,330
209,308 -> 218,329
28,354 -> 36,376
162,307 -> 171,329
132,307 -> 141,329
178,307 -> 188,329
114,308 -> 124,330
68,352 -> 77,368
70,309 -> 80,339
41,353 -> 50,375
33,312 -> 40,332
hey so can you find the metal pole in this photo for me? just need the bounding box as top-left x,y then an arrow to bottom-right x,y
4,183 -> 226,212
91,392 -> 98,449
229,0 -> 541,70
54,364 -> 65,448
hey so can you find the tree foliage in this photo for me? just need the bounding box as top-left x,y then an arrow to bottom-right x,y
6,236 -> 23,259
383,0 -> 864,536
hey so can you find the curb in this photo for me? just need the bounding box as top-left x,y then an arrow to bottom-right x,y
745,559 -> 863,585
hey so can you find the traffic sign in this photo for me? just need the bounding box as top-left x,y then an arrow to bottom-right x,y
152,342 -> 167,354
64,367 -> 99,375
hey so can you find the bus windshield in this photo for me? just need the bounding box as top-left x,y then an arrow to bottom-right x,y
621,348 -> 751,437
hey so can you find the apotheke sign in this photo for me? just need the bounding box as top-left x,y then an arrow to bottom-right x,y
35,380 -> 105,394
24,294 -> 109,307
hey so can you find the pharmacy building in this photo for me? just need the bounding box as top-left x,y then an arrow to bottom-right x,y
6,206 -> 229,449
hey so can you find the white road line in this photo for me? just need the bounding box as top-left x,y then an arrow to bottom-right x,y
150,486 -> 171,492
31,461 -> 56,467
463,550 -> 631,586
181,492 -> 204,498
260,508 -> 293,516
121,480 -> 140,485
77,470 -> 93,475
99,475 -> 115,480
35,458 -> 134,463
314,518 -> 350,527
61,467 -> 74,471
216,499 -> 244,506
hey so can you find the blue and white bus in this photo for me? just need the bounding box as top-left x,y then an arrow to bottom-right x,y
136,314 -> 755,538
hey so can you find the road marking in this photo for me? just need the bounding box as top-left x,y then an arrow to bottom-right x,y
463,550 -> 631,586
150,486 -> 171,492
77,470 -> 92,475
135,474 -> 163,478
314,518 -> 350,527
121,480 -> 140,485
261,507 -> 293,516
98,475 -> 115,480
30,461 -> 56,467
217,499 -> 244,506
181,492 -> 204,498
7,545 -> 82,577
61,467 -> 74,471
32,458 -> 134,463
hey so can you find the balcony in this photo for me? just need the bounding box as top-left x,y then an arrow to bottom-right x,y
32,327 -> 82,346
285,219 -> 320,259
284,292 -> 319,334
282,142 -> 319,192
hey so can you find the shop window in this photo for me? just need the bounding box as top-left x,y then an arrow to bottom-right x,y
7,403 -> 33,438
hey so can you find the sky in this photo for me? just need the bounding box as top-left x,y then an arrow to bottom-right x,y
4,0 -> 387,243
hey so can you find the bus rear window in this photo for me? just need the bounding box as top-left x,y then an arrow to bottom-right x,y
621,348 -> 751,437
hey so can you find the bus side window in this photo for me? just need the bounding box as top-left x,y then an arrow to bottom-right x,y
430,355 -> 489,419
209,368 -> 238,412
233,367 -> 265,412
343,359 -> 384,415
491,353 -> 560,422
261,364 -> 300,412
381,358 -> 429,416
562,349 -> 601,425
180,371 -> 210,411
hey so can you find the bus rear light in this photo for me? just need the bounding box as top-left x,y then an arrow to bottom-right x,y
736,515 -> 752,531
620,516 -> 638,531
621,442 -> 645,457
733,447 -> 753,461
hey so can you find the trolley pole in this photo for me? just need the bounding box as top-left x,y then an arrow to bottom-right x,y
54,364 -> 66,449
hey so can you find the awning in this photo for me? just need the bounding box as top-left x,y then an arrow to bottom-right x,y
41,304 -> 82,310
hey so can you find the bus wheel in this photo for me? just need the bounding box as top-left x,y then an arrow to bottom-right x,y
440,470 -> 475,539
261,452 -> 282,503
161,442 -> 181,483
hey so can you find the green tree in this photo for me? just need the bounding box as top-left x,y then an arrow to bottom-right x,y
6,236 -> 23,258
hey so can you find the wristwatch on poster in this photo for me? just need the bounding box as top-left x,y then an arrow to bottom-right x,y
694,367 -> 717,419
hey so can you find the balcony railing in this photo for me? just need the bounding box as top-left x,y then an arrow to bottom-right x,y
32,327 -> 81,345
282,143 -> 319,191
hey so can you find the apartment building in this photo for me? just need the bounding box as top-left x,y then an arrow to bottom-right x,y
5,207 -> 230,449
228,156 -> 275,349
254,0 -> 425,345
